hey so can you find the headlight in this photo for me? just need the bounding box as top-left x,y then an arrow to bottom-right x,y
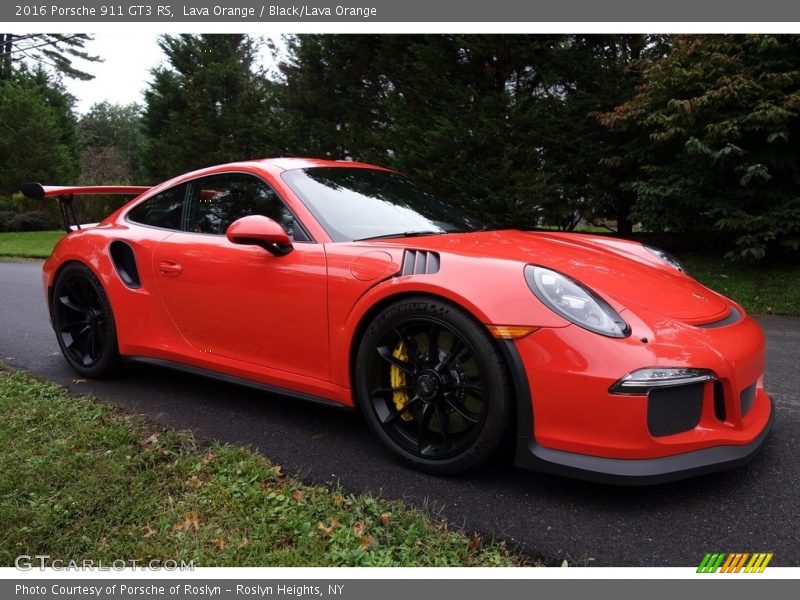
644,245 -> 687,273
525,265 -> 630,338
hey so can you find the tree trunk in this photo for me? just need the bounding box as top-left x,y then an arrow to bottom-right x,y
1,34 -> 13,80
616,214 -> 633,236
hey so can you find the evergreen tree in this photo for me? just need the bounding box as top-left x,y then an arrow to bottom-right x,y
0,68 -> 80,196
274,34 -> 659,231
0,34 -> 100,81
142,34 -> 273,181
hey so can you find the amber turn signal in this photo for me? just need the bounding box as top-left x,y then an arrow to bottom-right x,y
486,325 -> 539,339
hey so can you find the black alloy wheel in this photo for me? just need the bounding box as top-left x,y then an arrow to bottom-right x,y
52,262 -> 120,377
356,297 -> 511,474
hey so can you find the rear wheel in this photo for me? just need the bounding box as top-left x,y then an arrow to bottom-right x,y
355,297 -> 511,474
51,262 -> 120,378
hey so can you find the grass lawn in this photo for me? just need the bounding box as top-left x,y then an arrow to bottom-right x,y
0,230 -> 63,258
683,254 -> 800,317
0,368 -> 520,567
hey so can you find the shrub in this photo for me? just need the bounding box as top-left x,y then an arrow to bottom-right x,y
0,211 -> 16,233
7,210 -> 57,232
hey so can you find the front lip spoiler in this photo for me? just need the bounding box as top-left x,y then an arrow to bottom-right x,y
498,340 -> 774,486
516,396 -> 773,485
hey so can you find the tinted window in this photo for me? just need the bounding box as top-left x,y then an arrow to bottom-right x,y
185,174 -> 307,241
281,168 -> 483,242
127,184 -> 187,230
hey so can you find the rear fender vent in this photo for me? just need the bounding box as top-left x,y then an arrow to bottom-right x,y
400,250 -> 440,275
109,240 -> 141,289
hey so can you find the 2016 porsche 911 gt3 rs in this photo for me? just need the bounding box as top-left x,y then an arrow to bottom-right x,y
22,158 -> 773,484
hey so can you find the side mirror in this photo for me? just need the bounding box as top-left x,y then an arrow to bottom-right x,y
226,215 -> 293,256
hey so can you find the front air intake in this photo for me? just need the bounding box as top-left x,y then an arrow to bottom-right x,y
401,250 -> 440,275
647,383 -> 704,437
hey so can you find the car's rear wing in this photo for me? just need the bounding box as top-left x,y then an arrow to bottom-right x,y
20,183 -> 151,233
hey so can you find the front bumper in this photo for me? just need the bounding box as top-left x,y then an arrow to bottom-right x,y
500,308 -> 774,485
515,395 -> 772,485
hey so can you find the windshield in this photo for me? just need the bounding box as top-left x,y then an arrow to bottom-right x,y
281,167 -> 483,242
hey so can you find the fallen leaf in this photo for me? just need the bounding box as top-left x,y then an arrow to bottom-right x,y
172,512 -> 200,533
317,517 -> 341,538
291,490 -> 303,502
333,494 -> 344,506
359,536 -> 374,549
210,537 -> 226,551
143,433 -> 159,445
261,481 -> 282,494
72,379 -> 86,384
143,525 -> 157,538
468,536 -> 483,551
203,452 -> 215,464
186,475 -> 203,488
238,537 -> 250,549
353,520 -> 368,537
379,512 -> 391,526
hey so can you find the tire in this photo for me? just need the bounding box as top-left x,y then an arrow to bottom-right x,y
355,296 -> 512,475
51,262 -> 121,378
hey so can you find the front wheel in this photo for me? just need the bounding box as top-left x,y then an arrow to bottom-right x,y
355,297 -> 512,474
51,262 -> 121,378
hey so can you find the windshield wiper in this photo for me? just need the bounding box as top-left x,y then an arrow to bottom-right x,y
355,230 -> 444,242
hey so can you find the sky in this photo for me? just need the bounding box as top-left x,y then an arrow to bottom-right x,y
62,33 -> 280,114
63,33 -> 166,113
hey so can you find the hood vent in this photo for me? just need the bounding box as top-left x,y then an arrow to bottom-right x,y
401,249 -> 440,275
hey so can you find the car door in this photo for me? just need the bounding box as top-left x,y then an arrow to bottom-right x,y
151,172 -> 329,381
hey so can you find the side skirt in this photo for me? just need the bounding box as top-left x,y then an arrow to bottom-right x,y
122,356 -> 352,412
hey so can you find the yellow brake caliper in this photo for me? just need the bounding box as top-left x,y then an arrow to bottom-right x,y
391,341 -> 414,421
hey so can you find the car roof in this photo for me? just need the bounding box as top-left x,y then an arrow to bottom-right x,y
248,157 -> 388,172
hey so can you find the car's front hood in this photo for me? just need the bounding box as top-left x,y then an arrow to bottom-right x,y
368,230 -> 730,324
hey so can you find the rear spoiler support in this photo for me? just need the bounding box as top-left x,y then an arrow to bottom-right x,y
19,182 -> 151,233
57,194 -> 79,233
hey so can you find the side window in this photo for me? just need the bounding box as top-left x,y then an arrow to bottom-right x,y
127,184 -> 187,230
185,174 -> 308,241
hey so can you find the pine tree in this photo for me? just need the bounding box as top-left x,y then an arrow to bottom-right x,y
142,34 -> 273,181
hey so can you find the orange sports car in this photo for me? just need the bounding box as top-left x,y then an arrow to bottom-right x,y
23,158 -> 773,483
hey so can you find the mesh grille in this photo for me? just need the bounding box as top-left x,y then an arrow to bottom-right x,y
647,383 -> 704,437
740,383 -> 757,417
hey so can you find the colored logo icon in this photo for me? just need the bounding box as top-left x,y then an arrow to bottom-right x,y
697,553 -> 773,573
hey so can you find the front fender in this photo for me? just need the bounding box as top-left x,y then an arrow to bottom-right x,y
329,253 -> 569,390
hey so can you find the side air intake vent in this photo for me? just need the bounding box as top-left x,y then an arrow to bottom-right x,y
401,250 -> 440,275
109,241 -> 141,289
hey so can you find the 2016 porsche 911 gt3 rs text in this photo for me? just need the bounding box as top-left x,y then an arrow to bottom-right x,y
22,158 -> 773,484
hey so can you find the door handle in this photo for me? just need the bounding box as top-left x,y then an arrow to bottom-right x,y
158,259 -> 183,277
